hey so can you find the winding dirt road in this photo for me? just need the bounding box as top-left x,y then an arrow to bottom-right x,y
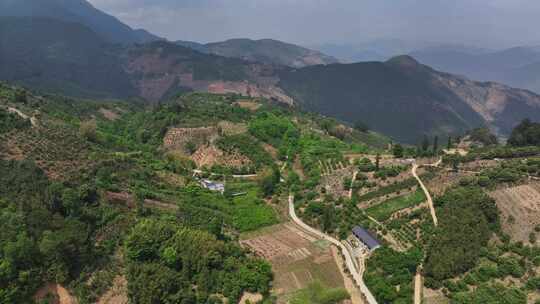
411,159 -> 440,226
288,195 -> 378,304
411,158 -> 441,304
349,170 -> 358,199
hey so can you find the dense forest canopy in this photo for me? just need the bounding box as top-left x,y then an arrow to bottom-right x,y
508,119 -> 540,147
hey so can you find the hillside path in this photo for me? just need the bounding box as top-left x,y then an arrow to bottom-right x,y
411,158 -> 441,304
411,158 -> 441,226
414,271 -> 422,304
288,195 -> 378,304
349,170 -> 358,199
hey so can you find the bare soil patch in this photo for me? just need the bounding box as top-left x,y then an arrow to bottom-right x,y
234,99 -> 262,111
98,108 -> 120,121
423,288 -> 449,304
97,275 -> 128,304
240,223 -> 344,302
163,127 -> 218,152
191,144 -> 251,168
35,283 -> 77,304
489,182 -> 540,243
239,292 -> 263,304
217,120 -> 247,136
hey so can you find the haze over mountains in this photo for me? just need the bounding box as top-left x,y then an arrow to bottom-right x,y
313,41 -> 540,95
177,39 -> 339,68
410,45 -> 540,94
2,0 -> 540,143
0,0 -> 161,44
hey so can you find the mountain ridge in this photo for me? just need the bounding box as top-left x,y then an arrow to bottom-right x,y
176,38 -> 339,68
0,0 -> 162,44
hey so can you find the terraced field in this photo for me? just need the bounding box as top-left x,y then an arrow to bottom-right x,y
240,223 -> 345,303
490,182 -> 540,243
366,189 -> 426,222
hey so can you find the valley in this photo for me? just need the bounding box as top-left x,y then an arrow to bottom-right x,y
1,1 -> 540,304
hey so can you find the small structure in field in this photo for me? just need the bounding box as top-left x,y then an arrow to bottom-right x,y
200,179 -> 225,194
352,226 -> 381,252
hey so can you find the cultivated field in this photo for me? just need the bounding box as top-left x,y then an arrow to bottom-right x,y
489,182 -> 540,243
234,99 -> 262,111
240,223 -> 345,303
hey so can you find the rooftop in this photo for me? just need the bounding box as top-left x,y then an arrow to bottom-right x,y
352,226 -> 381,250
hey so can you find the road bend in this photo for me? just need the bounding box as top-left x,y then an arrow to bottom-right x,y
288,195 -> 378,304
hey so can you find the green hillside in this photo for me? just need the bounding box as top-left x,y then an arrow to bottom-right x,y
0,83 -> 388,303
0,17 -> 136,98
278,56 -> 485,143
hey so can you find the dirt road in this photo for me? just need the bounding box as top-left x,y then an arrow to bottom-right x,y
414,271 -> 422,304
411,158 -> 441,304
349,171 -> 358,199
412,160 -> 439,226
288,195 -> 378,304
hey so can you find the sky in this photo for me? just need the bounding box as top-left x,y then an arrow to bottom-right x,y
87,0 -> 540,49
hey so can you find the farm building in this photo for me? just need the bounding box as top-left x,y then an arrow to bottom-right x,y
200,179 -> 225,193
352,226 -> 381,252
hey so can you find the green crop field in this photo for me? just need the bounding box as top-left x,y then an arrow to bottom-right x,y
366,189 -> 426,221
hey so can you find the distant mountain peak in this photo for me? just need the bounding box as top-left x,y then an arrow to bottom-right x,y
386,55 -> 420,68
176,38 -> 339,68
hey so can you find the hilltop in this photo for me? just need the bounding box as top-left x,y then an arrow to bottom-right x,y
176,38 -> 339,68
0,0 -> 161,44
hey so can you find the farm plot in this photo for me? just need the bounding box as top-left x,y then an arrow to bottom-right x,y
424,169 -> 474,197
365,189 -> 426,222
319,166 -> 354,198
240,223 -> 345,302
489,183 -> 540,243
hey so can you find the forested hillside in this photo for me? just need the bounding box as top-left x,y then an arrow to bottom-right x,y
0,82 -> 388,303
0,17 -> 136,98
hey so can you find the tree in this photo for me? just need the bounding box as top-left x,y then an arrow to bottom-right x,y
185,141 -> 197,155
421,135 -> 430,152
259,167 -> 280,197
354,121 -> 370,133
14,89 -> 27,104
433,136 -> 439,153
79,120 -> 97,142
392,144 -> 404,158
375,154 -> 381,171
322,205 -> 335,233
447,136 -> 452,150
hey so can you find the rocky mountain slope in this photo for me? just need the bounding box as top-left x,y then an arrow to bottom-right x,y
2,9 -> 540,143
177,38 -> 339,68
278,55 -> 540,143
411,45 -> 540,94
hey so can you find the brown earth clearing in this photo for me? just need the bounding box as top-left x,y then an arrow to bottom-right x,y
234,99 -> 262,111
489,182 -> 540,244
34,283 -> 77,304
240,223 -> 345,303
98,108 -> 120,121
97,275 -> 128,304
191,144 -> 251,168
163,127 -> 218,152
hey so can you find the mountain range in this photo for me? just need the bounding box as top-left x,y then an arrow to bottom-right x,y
0,0 -> 162,44
2,0 -> 540,144
177,38 -> 339,68
410,45 -> 540,94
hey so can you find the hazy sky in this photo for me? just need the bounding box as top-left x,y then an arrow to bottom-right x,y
87,0 -> 540,48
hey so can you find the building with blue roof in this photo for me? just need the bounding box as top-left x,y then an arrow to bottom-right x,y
352,226 -> 381,251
